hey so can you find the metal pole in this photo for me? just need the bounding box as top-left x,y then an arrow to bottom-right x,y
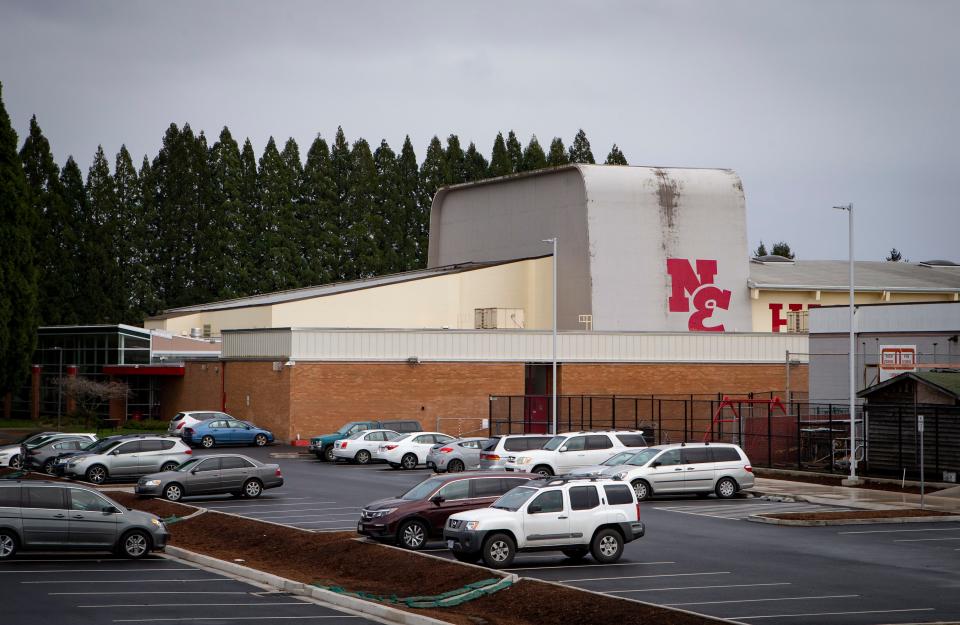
785,350 -> 791,405
542,237 -> 558,435
56,347 -> 63,431
834,203 -> 857,483
919,414 -> 925,509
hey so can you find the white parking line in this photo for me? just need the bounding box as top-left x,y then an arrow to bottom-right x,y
204,500 -> 331,509
560,571 -> 729,583
290,519 -> 362,526
665,594 -> 859,606
247,513 -> 360,521
114,617 -> 358,622
606,582 -> 791,594
732,608 -> 935,620
893,537 -> 960,542
507,561 -> 675,571
839,527 -> 960,535
243,507 -> 361,515
0,568 -> 195,574
50,592 -> 251,595
3,559 -> 159,564
25,578 -> 226,584
80,602 -> 311,608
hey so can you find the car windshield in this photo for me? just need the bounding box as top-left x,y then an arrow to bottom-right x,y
401,476 -> 446,501
542,436 -> 565,451
82,438 -> 116,452
626,448 -> 662,466
174,458 -> 202,472
336,423 -> 360,435
492,486 -> 537,511
16,432 -> 47,444
601,451 -> 637,466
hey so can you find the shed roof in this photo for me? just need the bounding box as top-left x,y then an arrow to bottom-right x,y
858,371 -> 960,399
749,260 -> 960,292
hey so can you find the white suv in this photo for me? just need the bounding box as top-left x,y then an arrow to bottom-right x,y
606,442 -> 754,501
444,476 -> 644,568
504,430 -> 646,477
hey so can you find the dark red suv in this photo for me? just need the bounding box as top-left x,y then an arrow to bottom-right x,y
358,472 -> 534,549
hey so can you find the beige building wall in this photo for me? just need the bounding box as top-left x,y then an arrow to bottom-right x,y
145,307 -> 274,337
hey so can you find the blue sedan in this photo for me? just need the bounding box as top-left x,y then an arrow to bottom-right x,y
182,418 -> 274,449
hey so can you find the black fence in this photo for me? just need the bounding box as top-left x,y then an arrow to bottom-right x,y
488,394 -> 960,481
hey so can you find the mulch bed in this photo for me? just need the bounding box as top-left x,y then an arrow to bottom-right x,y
762,508 -> 957,521
754,469 -> 943,495
0,467 -> 72,482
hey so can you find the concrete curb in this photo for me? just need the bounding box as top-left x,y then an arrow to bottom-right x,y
748,513 -> 960,527
165,546 -> 453,625
354,537 -> 518,582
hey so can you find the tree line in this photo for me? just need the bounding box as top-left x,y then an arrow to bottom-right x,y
0,82 -> 630,394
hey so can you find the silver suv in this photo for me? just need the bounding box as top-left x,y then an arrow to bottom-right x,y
0,480 -> 168,559
64,436 -> 193,484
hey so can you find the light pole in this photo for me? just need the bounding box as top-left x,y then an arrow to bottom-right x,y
52,346 -> 63,431
834,203 -> 859,484
542,237 -> 558,435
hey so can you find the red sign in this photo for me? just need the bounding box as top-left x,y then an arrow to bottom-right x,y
666,259 -> 731,332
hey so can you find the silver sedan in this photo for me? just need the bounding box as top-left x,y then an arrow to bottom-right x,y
426,437 -> 487,473
135,454 -> 283,501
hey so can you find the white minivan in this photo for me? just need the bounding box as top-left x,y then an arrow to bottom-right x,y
504,430 -> 646,477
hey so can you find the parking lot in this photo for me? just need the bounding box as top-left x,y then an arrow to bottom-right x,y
0,552 -> 377,625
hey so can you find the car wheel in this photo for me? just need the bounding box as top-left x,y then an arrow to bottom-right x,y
323,445 -> 335,462
0,530 -> 18,560
716,477 -> 738,499
631,479 -> 651,501
119,530 -> 151,559
355,450 -> 372,465
452,552 -> 481,564
447,459 -> 465,473
243,478 -> 263,498
254,434 -> 268,447
9,454 -> 22,469
398,519 -> 428,550
163,483 -> 183,502
562,547 -> 589,561
532,465 -> 553,478
400,453 -> 418,470
42,459 -> 56,475
591,528 -> 624,564
85,464 -> 108,485
482,533 -> 516,568
160,461 -> 179,472
200,436 -> 215,449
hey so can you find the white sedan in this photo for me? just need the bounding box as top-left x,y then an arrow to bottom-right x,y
331,429 -> 398,464
376,432 -> 455,470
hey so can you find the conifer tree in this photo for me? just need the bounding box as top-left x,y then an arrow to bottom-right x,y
60,157 -> 94,320
395,136 -> 423,270
205,128 -> 245,300
488,132 -> 511,178
605,144 -> 628,165
444,135 -> 468,185
373,139 -> 402,275
257,137 -> 301,291
418,136 -> 446,252
113,145 -> 150,323
464,142 -> 489,182
568,129 -> 595,164
0,82 -> 39,394
521,135 -> 547,172
136,155 -> 161,316
85,145 -> 123,322
280,137 -> 304,286
329,127 -> 352,279
547,137 -> 569,167
771,241 -> 795,259
506,130 -> 523,174
237,139 -> 259,294
301,134 -> 337,284
346,138 -> 378,279
753,241 -> 768,257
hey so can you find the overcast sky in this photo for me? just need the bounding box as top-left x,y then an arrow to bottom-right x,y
2,0 -> 958,262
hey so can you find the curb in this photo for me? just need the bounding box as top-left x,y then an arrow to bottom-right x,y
165,546 -> 453,625
747,514 -> 960,527
354,537 -> 518,582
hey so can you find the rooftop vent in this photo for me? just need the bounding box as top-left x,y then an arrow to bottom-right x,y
752,255 -> 795,265
919,260 -> 959,268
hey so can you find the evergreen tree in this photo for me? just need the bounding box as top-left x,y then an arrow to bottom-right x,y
0,82 -> 39,394
373,139 -> 402,275
547,137 -> 569,167
771,241 -> 795,259
395,136 -> 423,270
113,146 -> 150,323
521,135 -> 547,172
488,132 -> 511,178
605,144 -> 628,165
568,128 -> 595,164
236,138 -> 259,294
346,138 -> 378,279
280,137 -> 304,285
418,136 -> 446,259
444,134 -> 467,185
136,155 -> 161,317
85,145 -> 123,322
886,248 -> 904,262
753,241 -> 768,257
205,128 -> 245,299
301,134 -> 337,284
257,137 -> 301,291
60,157 -> 93,319
505,130 -> 523,174
19,115 -> 78,325
464,141 -> 489,182
329,127 -> 352,280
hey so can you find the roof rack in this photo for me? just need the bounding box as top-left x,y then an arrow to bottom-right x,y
534,475 -> 611,487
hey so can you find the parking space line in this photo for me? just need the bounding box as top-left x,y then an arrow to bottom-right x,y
732,608 -> 935,620
1,568 -> 196,574
250,513 -> 360,521
290,519 -> 363,525
839,527 -> 960,535
665,594 -> 859,607
243,507 -> 361,515
204,500 -> 334,509
25,578 -> 227,584
50,592 -> 251,595
506,561 -> 674,571
114,617 -> 359,622
560,571 -> 729,583
80,602 -> 311,608
2,559 -> 163,564
893,537 -> 960,542
607,582 -> 792,593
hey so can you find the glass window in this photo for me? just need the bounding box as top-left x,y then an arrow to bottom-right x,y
160,440 -> 176,450
0,487 -> 20,507
626,448 -> 662,466
503,478 -> 530,490
140,440 -> 164,452
24,487 -> 65,509
221,457 -> 255,470
471,478 -> 506,498
175,458 -> 203,472
210,420 -> 226,428
460,440 -> 480,449
483,437 -> 501,452
492,486 -> 537,511
436,435 -> 454,444
615,434 -> 647,447
562,436 -> 586,451
116,441 -> 141,455
401,476 -> 446,501
682,448 -> 712,464
69,489 -> 112,512
711,447 -> 741,462
522,437 -> 552,450
604,484 -> 634,505
438,480 -> 470,501
570,486 -> 600,510
585,435 -> 613,450
413,435 -> 433,444
196,458 -> 221,472
600,451 -> 636,466
199,413 -> 219,421
528,490 -> 564,514
655,449 -> 683,466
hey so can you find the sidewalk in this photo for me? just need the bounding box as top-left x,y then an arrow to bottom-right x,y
752,477 -> 960,513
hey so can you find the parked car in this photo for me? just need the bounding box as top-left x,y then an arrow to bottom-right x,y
22,436 -> 94,475
358,472 -> 534,549
167,411 -> 238,436
49,436 -> 129,476
181,419 -> 274,448
136,453 -> 283,501
427,437 -> 488,473
309,420 -> 422,462
503,430 -> 647,477
63,436 -> 193,484
376,432 -> 456,470
0,432 -> 60,469
444,475 -> 645,568
567,448 -> 649,477
0,480 -> 169,559
478,434 -> 554,471
607,442 -> 754,501
331,429 -> 399,464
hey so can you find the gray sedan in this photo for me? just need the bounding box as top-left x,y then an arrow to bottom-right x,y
426,437 -> 487,473
135,454 -> 283,501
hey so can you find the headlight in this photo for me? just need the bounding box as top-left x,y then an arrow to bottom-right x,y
67,463 -> 77,468
517,457 -> 532,465
144,480 -> 161,487
465,521 -> 480,530
150,518 -> 162,527
614,471 -> 627,480
369,508 -> 396,518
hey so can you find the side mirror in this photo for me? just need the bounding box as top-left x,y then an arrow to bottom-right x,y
245,426 -> 251,430
103,506 -> 121,514
429,494 -> 444,506
109,450 -> 119,456
528,504 -> 542,514
190,469 -> 199,475
651,461 -> 662,468
559,446 -> 568,453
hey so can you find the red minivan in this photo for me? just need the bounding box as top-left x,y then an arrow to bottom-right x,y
358,472 -> 535,549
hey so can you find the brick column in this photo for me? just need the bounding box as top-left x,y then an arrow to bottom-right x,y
30,365 -> 41,420
108,376 -> 126,424
65,365 -> 78,415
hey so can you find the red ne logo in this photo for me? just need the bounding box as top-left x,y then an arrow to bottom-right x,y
666,259 -> 731,332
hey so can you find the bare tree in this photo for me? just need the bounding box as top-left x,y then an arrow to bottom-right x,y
59,377 -> 129,426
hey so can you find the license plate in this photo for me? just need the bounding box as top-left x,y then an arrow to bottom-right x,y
446,540 -> 455,549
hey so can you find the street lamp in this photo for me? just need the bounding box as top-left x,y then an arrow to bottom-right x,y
834,203 -> 859,484
542,237 -> 558,435
52,346 -> 63,431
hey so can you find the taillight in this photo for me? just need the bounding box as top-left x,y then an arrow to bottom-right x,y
384,445 -> 398,451
481,453 -> 500,461
340,442 -> 348,449
275,468 -> 282,477
184,449 -> 192,455
439,447 -> 453,454
744,465 -> 753,473
176,422 -> 185,430
636,503 -> 641,521
184,428 -> 194,435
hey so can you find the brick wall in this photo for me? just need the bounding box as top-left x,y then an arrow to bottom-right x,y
559,363 -> 808,397
223,361 -> 292,442
158,361 -> 222,420
288,362 -> 526,440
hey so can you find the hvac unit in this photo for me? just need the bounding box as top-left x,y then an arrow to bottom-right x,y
473,308 -> 525,329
